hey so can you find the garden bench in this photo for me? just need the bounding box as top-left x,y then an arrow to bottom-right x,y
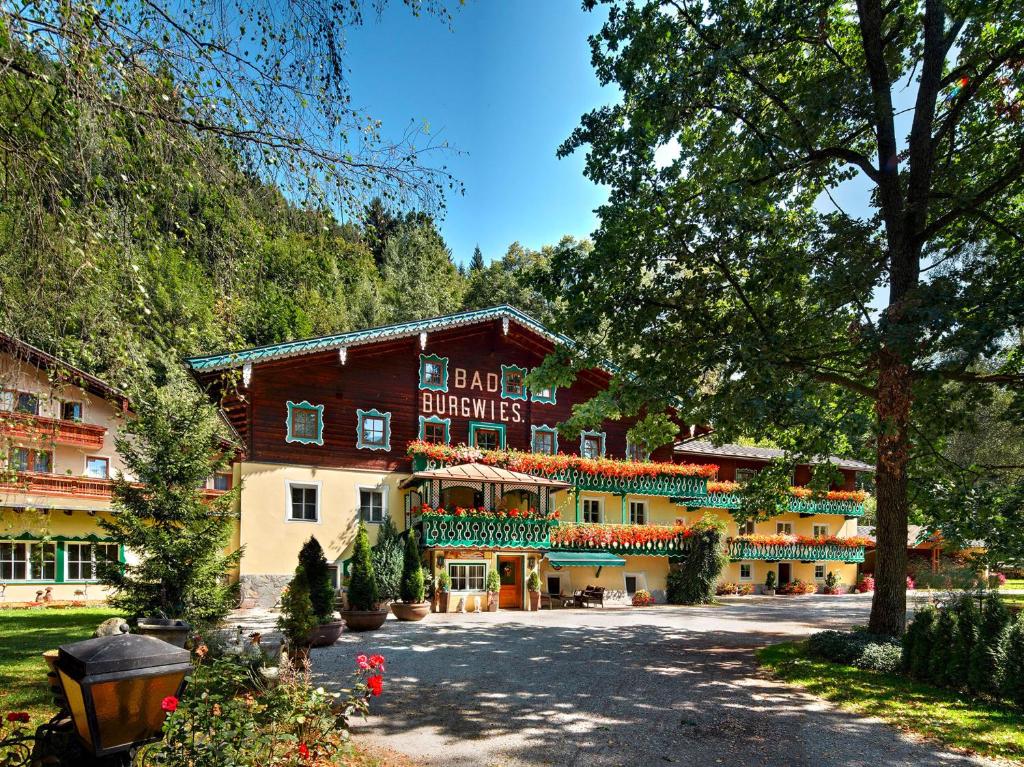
573,586 -> 606,608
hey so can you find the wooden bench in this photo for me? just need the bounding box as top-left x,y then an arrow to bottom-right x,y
573,586 -> 606,608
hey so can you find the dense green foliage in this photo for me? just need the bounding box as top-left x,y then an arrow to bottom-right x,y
527,570 -> 541,592
486,568 -> 501,593
807,630 -> 903,673
399,530 -> 425,604
551,0 -> 1024,635
100,372 -> 240,627
278,573 -> 317,648
347,523 -> 378,612
371,516 -> 405,603
297,537 -> 336,624
666,515 -> 727,605
969,595 -> 1013,695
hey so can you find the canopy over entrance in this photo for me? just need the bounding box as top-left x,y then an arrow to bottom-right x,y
400,462 -> 571,490
544,552 -> 626,568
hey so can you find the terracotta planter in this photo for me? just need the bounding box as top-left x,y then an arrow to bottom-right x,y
341,609 -> 388,632
487,592 -> 499,612
307,620 -> 344,647
529,591 -> 540,611
136,618 -> 192,647
391,601 -> 431,621
438,591 -> 450,613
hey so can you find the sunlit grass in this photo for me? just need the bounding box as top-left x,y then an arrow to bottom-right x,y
0,607 -> 117,727
758,641 -> 1024,763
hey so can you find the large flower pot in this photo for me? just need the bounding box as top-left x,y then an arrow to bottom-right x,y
307,620 -> 344,647
391,602 -> 431,622
341,609 -> 388,632
529,591 -> 540,611
136,618 -> 192,647
438,592 -> 450,613
487,592 -> 499,612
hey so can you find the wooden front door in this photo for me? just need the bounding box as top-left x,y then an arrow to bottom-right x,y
498,556 -> 522,609
778,563 -> 792,585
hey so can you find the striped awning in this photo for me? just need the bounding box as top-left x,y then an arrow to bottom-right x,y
545,552 -> 626,568
400,462 -> 571,490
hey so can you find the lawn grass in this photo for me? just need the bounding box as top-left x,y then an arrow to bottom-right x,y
0,607 -> 116,726
1002,579 -> 1024,591
757,641 -> 1024,763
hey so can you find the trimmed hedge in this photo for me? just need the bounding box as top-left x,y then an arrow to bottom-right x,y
807,630 -> 902,673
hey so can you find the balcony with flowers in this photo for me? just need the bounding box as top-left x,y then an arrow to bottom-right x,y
407,440 -> 718,498
726,533 -> 871,562
416,504 -> 557,549
684,481 -> 869,517
549,522 -> 701,556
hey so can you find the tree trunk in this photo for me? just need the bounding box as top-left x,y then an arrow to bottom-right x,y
869,352 -> 912,635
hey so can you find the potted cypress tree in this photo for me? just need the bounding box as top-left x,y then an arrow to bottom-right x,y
341,522 -> 388,631
486,568 -> 501,612
763,570 -> 777,596
278,573 -> 317,661
436,570 -> 451,613
297,537 -> 343,646
391,531 -> 430,621
527,570 -> 541,611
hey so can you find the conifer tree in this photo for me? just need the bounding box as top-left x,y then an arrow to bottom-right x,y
969,595 -> 1012,695
928,608 -> 960,688
347,522 -> 378,611
400,530 -> 425,604
903,604 -> 936,679
371,515 -> 405,602
951,595 -> 981,686
470,245 -> 485,272
1000,615 -> 1024,708
297,537 -> 336,623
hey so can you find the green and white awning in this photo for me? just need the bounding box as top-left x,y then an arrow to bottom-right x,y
544,552 -> 626,568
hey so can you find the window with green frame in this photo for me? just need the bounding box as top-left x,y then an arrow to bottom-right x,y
418,415 -> 451,444
356,408 -> 392,451
531,424 -> 558,454
468,421 -> 506,450
418,354 -> 449,392
285,401 -> 324,446
579,430 -> 606,459
530,373 -> 556,404
500,364 -> 528,401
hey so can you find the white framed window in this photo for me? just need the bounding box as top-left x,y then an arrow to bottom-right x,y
0,389 -> 13,411
213,472 -> 232,491
629,500 -> 647,525
776,522 -> 793,535
358,486 -> 386,524
739,563 -> 752,581
66,542 -> 119,581
738,519 -> 755,535
735,467 -> 758,484
448,561 -> 487,592
0,540 -> 56,581
812,524 -> 829,538
286,481 -> 320,522
814,563 -> 827,581
582,497 -> 603,524
84,456 -> 110,479
624,572 -> 647,595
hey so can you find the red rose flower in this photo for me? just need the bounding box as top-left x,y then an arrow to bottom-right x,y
6,712 -> 30,723
298,743 -> 310,760
160,696 -> 179,713
356,654 -> 370,669
368,654 -> 385,670
367,675 -> 383,697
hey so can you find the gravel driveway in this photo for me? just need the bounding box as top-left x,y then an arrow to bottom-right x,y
314,596 -> 993,767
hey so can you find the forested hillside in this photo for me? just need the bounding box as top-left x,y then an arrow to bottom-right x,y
0,30 -> 580,389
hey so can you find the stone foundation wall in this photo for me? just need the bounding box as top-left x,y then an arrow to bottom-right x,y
238,574 -> 291,609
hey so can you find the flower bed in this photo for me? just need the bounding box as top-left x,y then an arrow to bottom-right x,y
408,440 -> 717,497
778,579 -> 817,595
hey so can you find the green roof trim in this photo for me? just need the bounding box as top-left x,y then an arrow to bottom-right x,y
544,551 -> 626,568
186,305 -> 585,373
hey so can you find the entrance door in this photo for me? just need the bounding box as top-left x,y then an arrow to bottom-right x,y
498,556 -> 522,609
778,563 -> 792,585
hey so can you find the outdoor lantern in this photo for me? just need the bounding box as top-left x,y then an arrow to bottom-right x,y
56,634 -> 191,758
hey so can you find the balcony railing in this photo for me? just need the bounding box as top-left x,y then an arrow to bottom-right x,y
420,514 -> 555,549
727,537 -> 867,562
0,412 -> 107,449
0,472 -> 229,502
549,523 -> 696,556
681,492 -> 866,517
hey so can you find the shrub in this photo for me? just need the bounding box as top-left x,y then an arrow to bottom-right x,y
823,571 -> 841,595
807,630 -> 902,672
399,530 -> 425,604
779,579 -> 816,595
1001,615 -> 1024,707
950,594 -> 980,685
715,582 -> 739,596
371,516 -> 404,602
298,537 -> 335,624
990,572 -> 1008,589
737,583 -> 753,595
903,604 -> 937,678
527,570 -> 541,593
277,576 -> 317,650
437,570 -> 451,593
856,576 -> 875,593
764,570 -> 777,591
666,515 -> 727,605
347,522 -> 378,611
485,568 -> 500,593
968,594 -> 1011,695
927,608 -> 960,687
632,589 -> 653,606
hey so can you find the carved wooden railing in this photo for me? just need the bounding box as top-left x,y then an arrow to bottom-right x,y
0,412 -> 107,449
0,472 -> 229,502
420,514 -> 556,549
682,492 -> 865,517
727,538 -> 867,562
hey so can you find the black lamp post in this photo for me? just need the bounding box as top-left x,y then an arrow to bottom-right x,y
56,634 -> 191,760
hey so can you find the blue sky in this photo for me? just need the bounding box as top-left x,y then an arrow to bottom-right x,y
345,1 -> 611,266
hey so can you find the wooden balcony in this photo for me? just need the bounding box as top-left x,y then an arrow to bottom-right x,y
1,412 -> 107,450
0,472 -> 230,502
420,514 -> 555,549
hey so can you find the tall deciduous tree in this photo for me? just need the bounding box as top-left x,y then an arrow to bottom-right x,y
553,0 -> 1024,634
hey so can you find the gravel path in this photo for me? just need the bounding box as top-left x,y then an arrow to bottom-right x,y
313,596 -> 996,767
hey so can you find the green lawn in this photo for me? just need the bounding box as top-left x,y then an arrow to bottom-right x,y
1002,579 -> 1024,591
758,641 -> 1024,763
0,607 -> 116,726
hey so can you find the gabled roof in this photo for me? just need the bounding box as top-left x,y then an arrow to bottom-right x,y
186,305 -> 577,373
0,331 -> 129,409
674,439 -> 874,472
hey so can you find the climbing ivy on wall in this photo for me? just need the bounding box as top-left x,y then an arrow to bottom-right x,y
667,514 -> 727,605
